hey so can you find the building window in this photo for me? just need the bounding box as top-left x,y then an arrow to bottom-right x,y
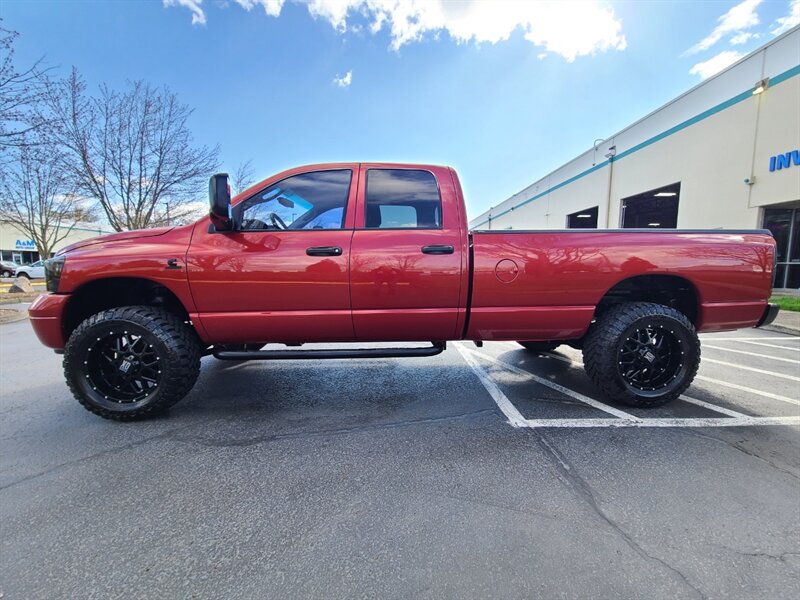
567,206 -> 598,228
620,183 -> 680,229
763,207 -> 800,289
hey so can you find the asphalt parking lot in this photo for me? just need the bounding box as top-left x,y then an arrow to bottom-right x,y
1,318 -> 798,599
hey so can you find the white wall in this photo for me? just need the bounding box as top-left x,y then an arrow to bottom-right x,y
472,27 -> 800,231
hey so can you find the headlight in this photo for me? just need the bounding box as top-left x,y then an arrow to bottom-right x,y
44,256 -> 66,292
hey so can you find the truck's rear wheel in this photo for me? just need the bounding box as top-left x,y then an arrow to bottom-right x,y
517,341 -> 561,352
582,302 -> 700,408
63,306 -> 201,421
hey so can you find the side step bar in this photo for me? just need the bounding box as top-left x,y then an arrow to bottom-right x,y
213,342 -> 446,361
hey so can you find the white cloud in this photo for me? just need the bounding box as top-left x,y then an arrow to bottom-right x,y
163,0 -> 207,25
333,70 -> 352,88
686,0 -> 761,55
234,0 -> 285,17
689,50 -> 744,79
771,0 -> 800,35
729,31 -> 757,45
167,0 -> 627,62
311,0 -> 628,61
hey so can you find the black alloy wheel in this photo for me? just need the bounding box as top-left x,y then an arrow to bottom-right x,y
616,323 -> 687,396
84,330 -> 163,404
64,306 -> 201,420
582,302 -> 700,407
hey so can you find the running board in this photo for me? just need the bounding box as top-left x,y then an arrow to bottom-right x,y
213,342 -> 446,361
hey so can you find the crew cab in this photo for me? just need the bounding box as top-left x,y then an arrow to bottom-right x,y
28,163 -> 779,420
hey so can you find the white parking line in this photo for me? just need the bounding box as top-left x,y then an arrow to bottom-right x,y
456,345 -> 528,428
737,340 -> 800,352
498,345 -> 758,417
695,375 -> 800,406
461,343 -> 800,429
702,344 -> 800,365
699,336 -> 800,342
679,395 -> 749,418
461,346 -> 640,421
701,357 -> 800,382
519,416 -> 800,428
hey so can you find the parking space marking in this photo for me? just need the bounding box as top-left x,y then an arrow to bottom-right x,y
456,345 -> 528,428
701,344 -> 800,364
701,357 -> 800,382
736,339 -> 800,352
699,336 -> 800,343
503,344 -> 800,407
679,395 -> 749,418
694,375 -> 800,406
517,416 -> 800,428
457,344 -> 800,429
460,346 -> 640,421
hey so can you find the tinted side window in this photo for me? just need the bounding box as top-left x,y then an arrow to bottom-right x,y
238,169 -> 351,231
365,169 -> 442,229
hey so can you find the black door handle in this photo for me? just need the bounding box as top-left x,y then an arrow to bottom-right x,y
306,246 -> 343,257
421,245 -> 454,255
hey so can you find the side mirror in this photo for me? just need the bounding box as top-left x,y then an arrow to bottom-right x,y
209,173 -> 232,231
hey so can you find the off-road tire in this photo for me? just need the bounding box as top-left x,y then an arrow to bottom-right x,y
518,341 -> 561,352
582,302 -> 700,408
64,306 -> 201,421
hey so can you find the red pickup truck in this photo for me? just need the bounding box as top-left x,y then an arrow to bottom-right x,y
29,163 -> 778,420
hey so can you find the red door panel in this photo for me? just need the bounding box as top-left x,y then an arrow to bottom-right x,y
187,228 -> 355,343
350,230 -> 463,340
186,164 -> 359,344
349,165 -> 466,341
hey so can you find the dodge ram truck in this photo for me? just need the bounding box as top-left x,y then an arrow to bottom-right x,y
28,163 -> 779,420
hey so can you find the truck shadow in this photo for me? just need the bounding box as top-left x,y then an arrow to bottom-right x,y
168,356 -> 500,445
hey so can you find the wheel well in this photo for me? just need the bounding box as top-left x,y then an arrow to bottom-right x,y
63,278 -> 190,340
596,275 -> 698,324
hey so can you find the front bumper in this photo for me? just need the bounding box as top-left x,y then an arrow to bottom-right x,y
28,293 -> 69,349
755,302 -> 780,328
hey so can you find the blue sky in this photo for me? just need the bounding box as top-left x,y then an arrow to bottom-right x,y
2,0 -> 798,218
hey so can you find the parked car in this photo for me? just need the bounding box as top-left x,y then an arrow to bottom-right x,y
29,163 -> 779,421
15,260 -> 45,279
0,260 -> 18,278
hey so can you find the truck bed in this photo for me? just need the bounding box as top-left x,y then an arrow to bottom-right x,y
466,229 -> 775,341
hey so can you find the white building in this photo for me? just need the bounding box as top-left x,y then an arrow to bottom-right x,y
470,27 -> 800,289
0,222 -> 109,265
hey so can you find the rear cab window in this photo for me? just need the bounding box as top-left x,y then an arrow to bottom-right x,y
364,169 -> 442,229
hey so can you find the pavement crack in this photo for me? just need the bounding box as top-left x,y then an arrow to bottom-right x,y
170,408 -> 497,448
680,429 -> 800,482
0,423 -> 196,492
414,489 -> 567,525
536,433 -> 707,600
715,544 -> 800,564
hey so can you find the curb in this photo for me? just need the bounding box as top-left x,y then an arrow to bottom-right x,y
762,323 -> 800,337
0,311 -> 29,325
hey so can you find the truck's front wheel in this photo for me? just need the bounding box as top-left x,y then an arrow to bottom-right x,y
63,306 -> 201,421
582,302 -> 700,408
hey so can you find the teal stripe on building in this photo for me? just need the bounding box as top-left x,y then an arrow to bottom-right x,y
473,63 -> 800,229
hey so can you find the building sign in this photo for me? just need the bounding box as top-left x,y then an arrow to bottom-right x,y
14,239 -> 35,251
769,150 -> 800,172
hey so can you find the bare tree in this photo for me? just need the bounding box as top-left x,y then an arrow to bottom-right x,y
0,144 -> 96,259
44,69 -> 219,231
232,159 -> 256,194
0,25 -> 47,154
